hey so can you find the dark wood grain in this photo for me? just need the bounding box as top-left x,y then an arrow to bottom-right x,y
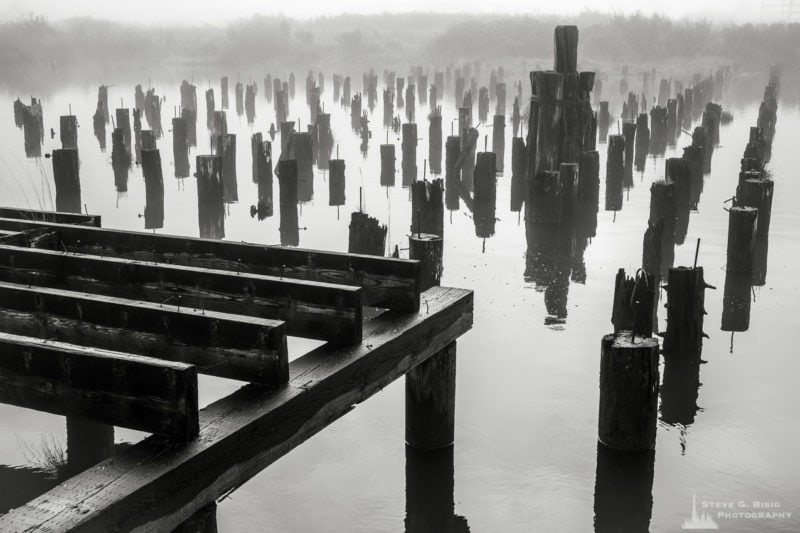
0,286 -> 472,533
0,281 -> 288,385
0,244 -> 363,344
0,217 -> 421,312
0,332 -> 199,439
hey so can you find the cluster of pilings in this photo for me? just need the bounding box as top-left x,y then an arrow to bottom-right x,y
721,69 -> 779,345
517,26 -> 598,323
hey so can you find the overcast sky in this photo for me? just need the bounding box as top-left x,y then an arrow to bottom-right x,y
0,0 -> 774,24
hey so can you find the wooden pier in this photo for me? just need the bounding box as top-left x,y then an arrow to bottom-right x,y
0,207 -> 473,532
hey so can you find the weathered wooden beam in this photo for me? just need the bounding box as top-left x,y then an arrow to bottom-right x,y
0,244 -> 362,344
0,286 -> 473,533
0,281 -> 287,385
0,207 -> 100,226
0,332 -> 198,439
0,218 -> 420,312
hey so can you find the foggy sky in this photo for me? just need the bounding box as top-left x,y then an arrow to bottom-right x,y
0,0 -> 772,24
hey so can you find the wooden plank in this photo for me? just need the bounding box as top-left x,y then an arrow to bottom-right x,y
0,208 -> 100,227
0,218 -> 420,312
0,281 -> 288,385
0,332 -> 199,439
0,244 -> 363,344
0,286 -> 473,532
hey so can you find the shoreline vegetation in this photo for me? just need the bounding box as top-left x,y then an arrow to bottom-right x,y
2,13 -> 798,71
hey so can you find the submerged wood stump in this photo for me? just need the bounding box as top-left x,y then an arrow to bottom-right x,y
348,212 -> 387,256
663,267 -> 709,359
721,271 -> 752,333
598,333 -> 659,451
726,206 -> 758,273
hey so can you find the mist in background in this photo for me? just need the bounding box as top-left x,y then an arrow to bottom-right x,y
0,5 -> 798,91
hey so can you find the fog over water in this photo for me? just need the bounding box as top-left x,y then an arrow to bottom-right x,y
0,0 -> 775,24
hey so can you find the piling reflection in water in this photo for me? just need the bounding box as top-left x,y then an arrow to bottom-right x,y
405,446 -> 470,533
660,356 -> 702,432
525,220 -> 572,325
593,443 -> 655,533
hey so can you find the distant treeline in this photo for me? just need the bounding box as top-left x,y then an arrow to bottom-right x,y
1,12 -> 798,76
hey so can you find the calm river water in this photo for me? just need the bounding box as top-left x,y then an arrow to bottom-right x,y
0,68 -> 798,532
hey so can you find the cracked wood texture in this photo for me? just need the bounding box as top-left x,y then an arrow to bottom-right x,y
0,286 -> 472,533
0,244 -> 362,344
0,332 -> 198,439
0,217 -> 420,312
0,281 -> 288,385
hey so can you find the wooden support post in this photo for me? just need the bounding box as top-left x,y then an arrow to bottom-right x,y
410,179 -> 444,236
141,130 -> 156,151
444,136 -> 461,211
254,140 -> 273,219
195,155 -> 225,240
380,144 -> 396,187
172,117 -> 190,178
429,112 -> 443,175
649,180 -> 676,277
402,123 -> 418,187
328,159 -> 346,207
473,152 -> 497,238
406,339 -> 456,450
559,162 -> 579,217
141,149 -> 164,230
634,113 -> 649,171
216,134 -> 237,203
611,269 -> 656,337
531,170 -> 561,224
66,416 -> 114,478
409,234 -> 443,292
59,115 -> 78,150
492,114 -> 505,172
663,267 -> 709,359
736,178 -> 773,236
598,102 -> 610,143
510,137 -> 527,212
598,334 -> 659,451
605,134 -> 624,211
348,212 -> 386,256
52,149 -> 81,214
726,206 -> 758,273
278,159 -> 299,246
